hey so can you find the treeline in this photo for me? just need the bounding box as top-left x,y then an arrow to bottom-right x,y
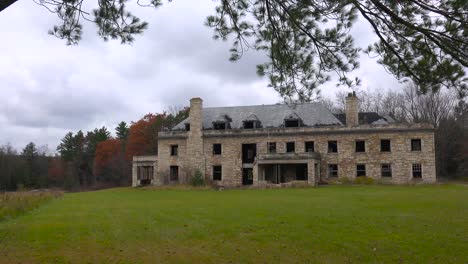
322,83 -> 468,179
0,109 -> 188,191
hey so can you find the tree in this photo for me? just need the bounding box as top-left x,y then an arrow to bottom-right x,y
1,1 -> 465,100
115,121 -> 129,141
94,139 -> 129,185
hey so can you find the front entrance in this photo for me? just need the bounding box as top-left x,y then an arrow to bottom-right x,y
242,168 -> 253,185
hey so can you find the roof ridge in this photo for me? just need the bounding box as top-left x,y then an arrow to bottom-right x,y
202,101 -> 323,110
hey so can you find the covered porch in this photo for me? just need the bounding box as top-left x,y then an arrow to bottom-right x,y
132,156 -> 158,187
253,152 -> 321,187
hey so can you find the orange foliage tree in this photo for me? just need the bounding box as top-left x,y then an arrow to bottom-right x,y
125,113 -> 164,160
94,139 -> 129,185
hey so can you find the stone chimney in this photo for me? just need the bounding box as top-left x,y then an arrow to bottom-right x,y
345,91 -> 359,127
186,97 -> 205,179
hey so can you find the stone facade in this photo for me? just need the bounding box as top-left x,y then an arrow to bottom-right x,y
132,96 -> 437,187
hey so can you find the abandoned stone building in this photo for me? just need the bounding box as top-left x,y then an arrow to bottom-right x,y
132,93 -> 436,187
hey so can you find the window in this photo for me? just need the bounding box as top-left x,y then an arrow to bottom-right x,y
185,123 -> 190,131
412,164 -> 422,178
328,141 -> 338,153
355,140 -> 365,152
267,142 -> 277,153
213,144 -> 222,155
213,166 -> 222,181
170,145 -> 178,156
286,142 -> 295,153
243,121 -> 254,129
328,164 -> 338,177
381,164 -> 392,177
213,122 -> 226,130
170,166 -> 179,181
356,164 -> 366,177
305,141 -> 314,152
381,139 -> 391,152
285,119 -> 300,127
411,139 -> 421,151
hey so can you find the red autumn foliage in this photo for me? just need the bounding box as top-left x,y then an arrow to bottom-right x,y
125,113 -> 165,160
94,139 -> 122,177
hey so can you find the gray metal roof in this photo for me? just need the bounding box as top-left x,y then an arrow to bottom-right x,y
173,102 -> 343,130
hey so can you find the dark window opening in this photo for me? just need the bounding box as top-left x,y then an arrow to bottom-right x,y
213,122 -> 226,130
381,164 -> 392,177
267,142 -> 276,153
328,164 -> 338,177
411,139 -> 421,151
170,166 -> 179,181
356,164 -> 366,177
185,123 -> 190,131
242,144 -> 257,163
213,166 -> 222,181
355,140 -> 365,152
412,164 -> 422,178
328,141 -> 338,153
213,144 -> 222,155
285,119 -> 300,127
381,139 -> 391,152
170,145 -> 178,156
286,142 -> 295,153
242,168 -> 253,185
243,121 -> 254,129
296,164 -> 308,181
305,141 -> 314,152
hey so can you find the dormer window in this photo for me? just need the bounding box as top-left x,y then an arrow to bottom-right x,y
284,112 -> 302,127
185,123 -> 190,131
243,114 -> 261,129
213,122 -> 226,130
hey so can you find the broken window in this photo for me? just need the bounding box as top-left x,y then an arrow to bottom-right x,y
412,163 -> 422,178
213,166 -> 222,181
286,142 -> 295,153
355,140 -> 365,152
381,164 -> 392,177
267,142 -> 276,153
328,141 -> 338,153
170,166 -> 179,181
356,164 -> 366,177
328,164 -> 338,177
411,139 -> 421,151
213,144 -> 222,155
170,145 -> 178,156
213,122 -> 226,130
381,139 -> 391,152
305,141 -> 314,152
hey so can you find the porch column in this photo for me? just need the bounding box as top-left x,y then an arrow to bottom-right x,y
132,164 -> 138,187
253,163 -> 259,186
307,160 -> 316,186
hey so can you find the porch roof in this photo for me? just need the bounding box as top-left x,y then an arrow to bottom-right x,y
256,152 -> 320,164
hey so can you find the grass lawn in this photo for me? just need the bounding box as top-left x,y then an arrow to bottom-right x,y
0,185 -> 467,263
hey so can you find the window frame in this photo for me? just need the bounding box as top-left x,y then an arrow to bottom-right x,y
169,166 -> 179,181
212,165 -> 222,181
170,145 -> 178,156
411,139 -> 422,151
267,142 -> 277,154
328,164 -> 338,177
328,140 -> 338,153
412,163 -> 422,178
356,164 -> 366,177
381,163 -> 392,177
305,141 -> 315,153
380,139 -> 391,152
212,143 -> 222,155
286,142 -> 295,153
355,140 -> 366,153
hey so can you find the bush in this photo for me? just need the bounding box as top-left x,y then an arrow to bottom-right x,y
338,177 -> 353,184
354,176 -> 375,185
0,190 -> 63,221
190,169 -> 205,186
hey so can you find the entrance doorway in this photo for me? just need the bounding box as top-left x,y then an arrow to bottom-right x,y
242,168 -> 253,185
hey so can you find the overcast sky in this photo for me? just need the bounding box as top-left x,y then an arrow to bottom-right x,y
0,0 -> 402,152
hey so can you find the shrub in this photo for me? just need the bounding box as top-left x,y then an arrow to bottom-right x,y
0,190 -> 63,221
354,176 -> 375,185
338,177 -> 353,184
190,169 -> 205,186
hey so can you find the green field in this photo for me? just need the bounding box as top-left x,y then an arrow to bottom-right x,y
0,185 -> 467,263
